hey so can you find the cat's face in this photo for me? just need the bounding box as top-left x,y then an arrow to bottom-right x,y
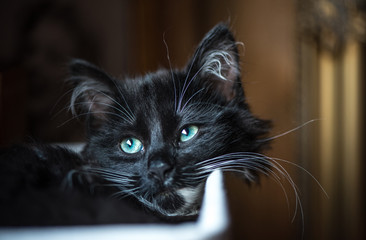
69,24 -> 270,217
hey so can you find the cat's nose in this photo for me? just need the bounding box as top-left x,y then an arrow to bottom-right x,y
148,160 -> 172,182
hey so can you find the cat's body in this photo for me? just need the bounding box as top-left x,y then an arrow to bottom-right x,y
0,23 -> 270,226
0,144 -> 163,226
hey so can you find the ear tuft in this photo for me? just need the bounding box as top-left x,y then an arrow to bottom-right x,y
185,23 -> 244,101
201,48 -> 240,81
68,59 -> 114,121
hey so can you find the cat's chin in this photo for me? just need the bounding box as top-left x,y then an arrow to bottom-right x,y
137,183 -> 205,217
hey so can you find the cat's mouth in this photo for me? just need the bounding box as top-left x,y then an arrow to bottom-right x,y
137,184 -> 205,217
155,189 -> 174,198
153,188 -> 184,211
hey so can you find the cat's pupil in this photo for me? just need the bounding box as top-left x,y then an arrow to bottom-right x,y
126,139 -> 133,147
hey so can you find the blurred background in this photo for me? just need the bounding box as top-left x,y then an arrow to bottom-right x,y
0,0 -> 364,239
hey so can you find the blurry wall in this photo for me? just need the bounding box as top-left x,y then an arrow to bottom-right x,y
0,0 -> 364,240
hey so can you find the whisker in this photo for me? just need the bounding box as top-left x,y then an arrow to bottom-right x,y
184,40 -> 203,90
177,65 -> 206,113
180,88 -> 205,112
66,101 -> 134,124
81,166 -> 140,200
111,186 -> 141,200
57,111 -> 132,128
51,88 -> 77,119
258,119 -> 320,142
163,33 -> 178,112
69,78 -> 135,123
209,152 -> 304,223
192,150 -> 325,235
269,157 -> 329,199
88,90 -> 135,123
87,169 -> 134,180
109,78 -> 136,122
239,152 -> 328,199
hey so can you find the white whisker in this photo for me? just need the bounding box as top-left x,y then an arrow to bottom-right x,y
191,150 -> 327,237
109,78 -> 136,122
177,64 -> 205,113
162,33 -> 178,112
57,111 -> 132,128
259,119 -> 320,142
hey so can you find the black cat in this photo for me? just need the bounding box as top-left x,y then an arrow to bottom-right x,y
0,23 -> 270,226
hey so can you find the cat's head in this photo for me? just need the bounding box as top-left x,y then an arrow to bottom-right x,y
68,23 -> 270,217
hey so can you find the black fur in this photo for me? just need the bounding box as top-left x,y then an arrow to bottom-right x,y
0,23 -> 270,226
0,145 -> 162,226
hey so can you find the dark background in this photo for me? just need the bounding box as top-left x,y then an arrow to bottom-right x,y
0,0 -> 364,239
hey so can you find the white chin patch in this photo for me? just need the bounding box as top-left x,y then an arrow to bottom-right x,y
175,183 -> 205,216
136,183 -> 205,217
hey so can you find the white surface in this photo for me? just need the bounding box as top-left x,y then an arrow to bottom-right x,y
0,143 -> 229,240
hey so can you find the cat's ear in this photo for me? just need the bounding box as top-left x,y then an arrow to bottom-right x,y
68,59 -> 115,121
185,23 -> 244,101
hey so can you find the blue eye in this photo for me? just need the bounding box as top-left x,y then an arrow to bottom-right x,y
120,138 -> 143,154
180,125 -> 199,142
